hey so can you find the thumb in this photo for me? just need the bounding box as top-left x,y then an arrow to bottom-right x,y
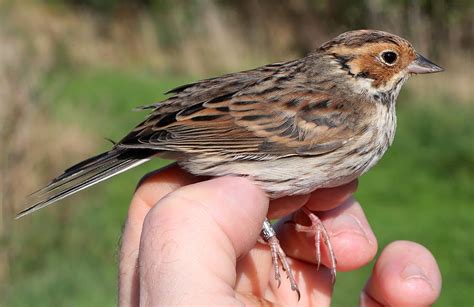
138,176 -> 269,306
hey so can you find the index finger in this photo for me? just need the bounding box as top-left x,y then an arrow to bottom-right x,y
267,179 -> 358,219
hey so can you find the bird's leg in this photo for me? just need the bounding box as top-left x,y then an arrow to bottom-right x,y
260,218 -> 300,299
292,207 -> 337,284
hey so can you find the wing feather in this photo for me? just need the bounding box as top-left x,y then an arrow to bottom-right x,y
119,58 -> 365,159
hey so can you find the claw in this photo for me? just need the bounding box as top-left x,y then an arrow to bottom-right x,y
294,207 -> 337,283
261,219 -> 300,300
267,236 -> 282,288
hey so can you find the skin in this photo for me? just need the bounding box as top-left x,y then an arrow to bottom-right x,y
118,165 -> 441,306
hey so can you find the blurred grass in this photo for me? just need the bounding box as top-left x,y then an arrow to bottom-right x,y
6,67 -> 474,306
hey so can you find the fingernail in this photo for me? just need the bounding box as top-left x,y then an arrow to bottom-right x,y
331,214 -> 372,243
401,262 -> 433,289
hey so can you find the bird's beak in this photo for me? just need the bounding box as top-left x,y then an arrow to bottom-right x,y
407,53 -> 444,74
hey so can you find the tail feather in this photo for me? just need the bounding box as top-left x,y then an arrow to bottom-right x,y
27,151 -> 114,197
16,149 -> 153,219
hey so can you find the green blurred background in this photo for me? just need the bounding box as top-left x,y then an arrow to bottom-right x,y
0,0 -> 472,306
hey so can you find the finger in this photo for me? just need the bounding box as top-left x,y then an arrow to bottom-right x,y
235,247 -> 334,306
276,197 -> 377,271
266,180 -> 358,219
119,164 -> 198,307
138,176 -> 269,305
267,194 -> 310,219
361,241 -> 441,306
273,259 -> 333,306
305,180 -> 358,212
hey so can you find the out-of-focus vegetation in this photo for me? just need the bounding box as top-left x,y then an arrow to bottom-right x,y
0,0 -> 472,306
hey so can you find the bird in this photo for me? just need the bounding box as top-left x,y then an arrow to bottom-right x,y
17,29 -> 443,296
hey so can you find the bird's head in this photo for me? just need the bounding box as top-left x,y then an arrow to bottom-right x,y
319,30 -> 443,97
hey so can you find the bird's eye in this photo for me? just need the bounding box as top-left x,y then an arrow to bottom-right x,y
380,51 -> 398,65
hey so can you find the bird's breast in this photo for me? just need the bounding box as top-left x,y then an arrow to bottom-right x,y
344,101 -> 397,177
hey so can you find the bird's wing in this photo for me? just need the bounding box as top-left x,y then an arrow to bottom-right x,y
135,60 -> 298,111
118,60 -> 363,159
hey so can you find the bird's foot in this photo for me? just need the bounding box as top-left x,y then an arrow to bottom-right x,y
292,207 -> 337,283
260,218 -> 300,300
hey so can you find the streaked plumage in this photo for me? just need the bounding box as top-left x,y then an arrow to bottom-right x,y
18,29 -> 443,218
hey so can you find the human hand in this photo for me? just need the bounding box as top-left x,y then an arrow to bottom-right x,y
118,165 -> 441,306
